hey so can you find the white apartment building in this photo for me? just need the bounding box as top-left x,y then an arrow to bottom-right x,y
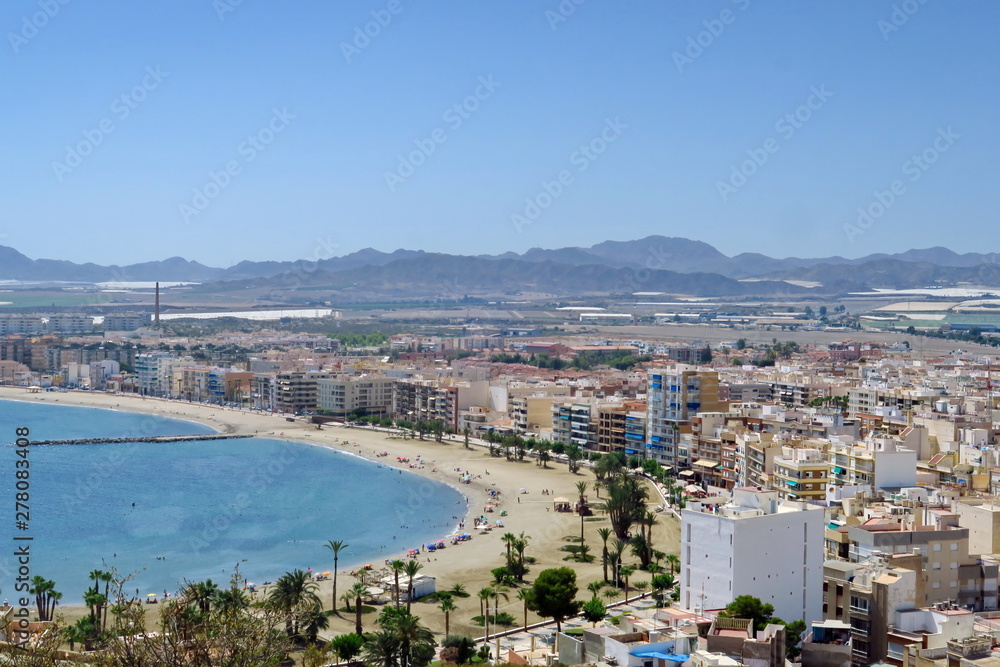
45,314 -> 94,334
134,351 -> 176,397
828,435 -> 918,491
0,316 -> 44,335
681,487 -> 825,624
316,376 -> 394,417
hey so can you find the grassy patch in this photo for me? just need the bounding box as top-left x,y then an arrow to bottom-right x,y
471,612 -> 516,627
336,605 -> 377,614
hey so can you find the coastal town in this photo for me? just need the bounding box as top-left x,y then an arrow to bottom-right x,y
3,313 -> 1000,667
6,1 -> 996,664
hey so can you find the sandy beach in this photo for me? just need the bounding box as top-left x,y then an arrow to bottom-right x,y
0,387 -> 679,639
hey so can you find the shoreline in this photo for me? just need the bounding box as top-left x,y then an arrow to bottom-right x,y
0,387 -> 679,638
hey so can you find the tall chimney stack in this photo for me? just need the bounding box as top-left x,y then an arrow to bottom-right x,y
154,282 -> 160,327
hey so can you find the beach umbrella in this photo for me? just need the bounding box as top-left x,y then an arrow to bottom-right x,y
321,571 -> 331,576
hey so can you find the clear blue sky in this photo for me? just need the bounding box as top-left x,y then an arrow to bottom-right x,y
2,1 -> 996,267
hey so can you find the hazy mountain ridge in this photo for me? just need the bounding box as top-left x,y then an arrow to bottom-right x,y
213,253 -> 809,299
1,238 -> 999,297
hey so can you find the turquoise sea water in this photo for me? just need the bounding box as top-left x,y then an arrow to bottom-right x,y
0,399 -> 465,602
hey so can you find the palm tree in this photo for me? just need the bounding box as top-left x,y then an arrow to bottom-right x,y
184,579 -> 219,614
391,612 -> 435,667
362,628 -> 401,667
587,581 -> 604,598
29,576 -> 60,622
631,509 -> 657,568
269,569 -> 321,638
575,480 -> 589,546
341,590 -> 355,613
513,532 -> 530,582
537,443 -> 551,467
449,583 -> 467,597
402,560 -> 423,614
349,582 -> 369,635
515,588 -> 532,630
595,473 -> 648,540
302,605 -> 331,645
63,618 -> 89,651
487,587 -> 509,632
389,560 -> 406,609
439,597 -> 457,636
597,527 -> 613,582
216,587 -> 248,615
377,612 -> 436,667
610,539 -> 628,586
87,569 -> 110,630
501,532 -> 517,568
324,539 -> 348,613
619,565 -> 635,602
477,587 -> 492,635
67,616 -> 97,651
83,589 -> 106,633
665,554 -> 680,576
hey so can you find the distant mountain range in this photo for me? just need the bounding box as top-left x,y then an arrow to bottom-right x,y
3,237 -> 1000,298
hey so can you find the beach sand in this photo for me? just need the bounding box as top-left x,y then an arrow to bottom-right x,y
0,387 -> 679,639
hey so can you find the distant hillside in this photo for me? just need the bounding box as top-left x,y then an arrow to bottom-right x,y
2,237 -> 1000,298
213,253 -> 809,299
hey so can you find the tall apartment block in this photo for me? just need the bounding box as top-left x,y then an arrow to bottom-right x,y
646,367 -> 722,467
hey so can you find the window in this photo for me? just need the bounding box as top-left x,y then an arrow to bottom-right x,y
951,543 -> 959,551
933,544 -> 942,552
933,562 -> 941,570
951,562 -> 958,569
933,582 -> 941,589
